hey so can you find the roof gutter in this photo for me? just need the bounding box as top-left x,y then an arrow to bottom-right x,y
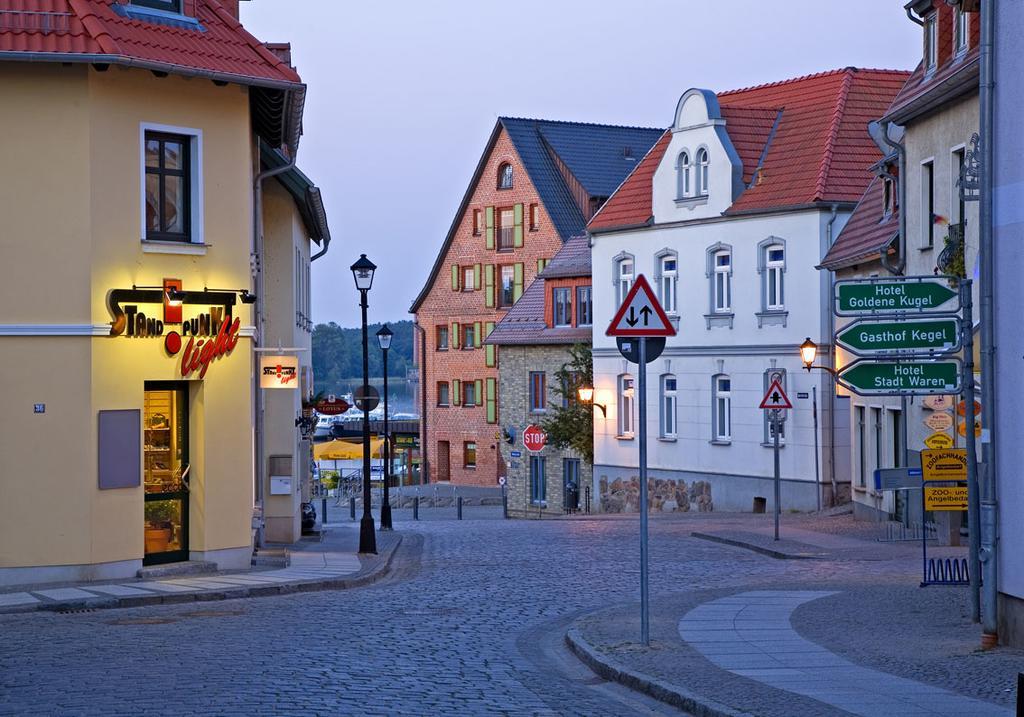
0,51 -> 303,91
869,120 -> 907,275
308,186 -> 331,262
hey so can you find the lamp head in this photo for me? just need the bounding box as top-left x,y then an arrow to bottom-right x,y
577,386 -> 594,404
351,254 -> 376,292
166,287 -> 186,305
376,323 -> 393,351
239,290 -> 257,305
800,337 -> 818,370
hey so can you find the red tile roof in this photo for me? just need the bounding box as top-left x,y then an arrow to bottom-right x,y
589,68 -> 911,231
819,174 -> 898,271
0,0 -> 300,87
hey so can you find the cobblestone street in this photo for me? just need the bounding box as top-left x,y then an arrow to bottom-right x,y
0,513 -> 1014,715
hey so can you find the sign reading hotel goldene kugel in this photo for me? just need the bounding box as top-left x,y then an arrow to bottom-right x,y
834,276 -> 960,316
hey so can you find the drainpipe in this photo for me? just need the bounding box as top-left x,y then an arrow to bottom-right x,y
824,204 -> 840,505
978,0 -> 998,643
251,122 -> 299,548
414,320 -> 429,484
869,120 -> 907,276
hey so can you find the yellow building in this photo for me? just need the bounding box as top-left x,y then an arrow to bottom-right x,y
0,1 -> 330,584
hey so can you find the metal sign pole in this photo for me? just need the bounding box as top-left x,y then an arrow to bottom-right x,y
773,409 -> 781,541
961,279 -> 981,622
638,337 -> 650,647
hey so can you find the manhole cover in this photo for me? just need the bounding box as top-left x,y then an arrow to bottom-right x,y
107,616 -> 179,625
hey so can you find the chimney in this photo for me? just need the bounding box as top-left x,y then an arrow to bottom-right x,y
220,0 -> 239,19
266,42 -> 293,69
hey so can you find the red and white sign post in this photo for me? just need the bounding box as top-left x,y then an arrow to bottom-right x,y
759,376 -> 792,541
605,275 -> 676,647
523,425 -> 547,453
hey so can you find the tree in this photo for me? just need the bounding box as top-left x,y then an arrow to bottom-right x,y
541,344 -> 594,464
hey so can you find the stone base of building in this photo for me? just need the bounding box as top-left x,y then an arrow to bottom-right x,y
189,545 -> 251,571
0,558 -> 142,588
852,498 -> 890,523
265,515 -> 300,544
998,591 -> 1024,648
593,465 -> 825,513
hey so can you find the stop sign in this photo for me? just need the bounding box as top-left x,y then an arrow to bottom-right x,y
523,425 -> 547,452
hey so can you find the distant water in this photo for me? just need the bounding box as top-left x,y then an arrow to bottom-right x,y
318,377 -> 418,417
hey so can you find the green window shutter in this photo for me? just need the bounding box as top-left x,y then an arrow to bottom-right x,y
537,258 -> 551,273
485,344 -> 495,368
513,203 -> 524,248
485,206 -> 495,250
475,379 -> 483,404
452,379 -> 461,406
474,321 -> 482,347
486,378 -> 497,424
473,263 -> 482,291
485,320 -> 495,336
451,264 -> 459,291
484,265 -> 495,308
452,321 -> 460,349
513,262 -> 524,301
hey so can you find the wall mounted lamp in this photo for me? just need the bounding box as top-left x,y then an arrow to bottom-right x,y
578,386 -> 607,417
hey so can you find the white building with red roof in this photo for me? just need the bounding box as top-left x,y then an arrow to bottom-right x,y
587,68 -> 908,514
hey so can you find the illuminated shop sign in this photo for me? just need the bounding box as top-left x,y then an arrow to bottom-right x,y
260,355 -> 299,389
107,279 -> 241,379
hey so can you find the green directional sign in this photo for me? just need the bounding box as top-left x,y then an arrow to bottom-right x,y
837,359 -> 961,396
834,276 -> 960,316
835,317 -> 961,356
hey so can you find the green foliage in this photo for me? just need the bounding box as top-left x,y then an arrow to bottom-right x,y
541,344 -> 594,464
312,320 -> 414,394
319,471 -> 339,490
144,501 -> 176,526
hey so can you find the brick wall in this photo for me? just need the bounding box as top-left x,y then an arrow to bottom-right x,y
499,345 -> 593,517
415,128 -> 564,485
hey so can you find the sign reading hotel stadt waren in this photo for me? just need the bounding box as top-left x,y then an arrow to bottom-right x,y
107,278 -> 241,379
836,359 -> 961,396
833,276 -> 960,316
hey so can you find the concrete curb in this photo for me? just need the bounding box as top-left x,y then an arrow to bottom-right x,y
3,535 -> 403,616
689,531 -> 824,560
564,625 -> 753,717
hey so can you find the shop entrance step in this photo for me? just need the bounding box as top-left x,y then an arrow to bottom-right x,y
250,548 -> 289,568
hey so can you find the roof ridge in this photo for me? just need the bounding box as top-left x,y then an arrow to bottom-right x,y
814,68 -> 856,200
202,0 -> 301,82
68,0 -> 120,54
499,116 -> 663,133
717,66 -> 908,98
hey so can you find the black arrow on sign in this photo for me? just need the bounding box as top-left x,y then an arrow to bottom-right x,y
626,308 -> 639,327
639,305 -> 652,325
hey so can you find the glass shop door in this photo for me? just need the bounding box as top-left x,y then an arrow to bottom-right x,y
143,383 -> 189,565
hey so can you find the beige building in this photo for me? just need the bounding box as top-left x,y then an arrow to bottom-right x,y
0,1 -> 329,584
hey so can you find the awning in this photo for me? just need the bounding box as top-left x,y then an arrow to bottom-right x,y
313,438 -> 384,461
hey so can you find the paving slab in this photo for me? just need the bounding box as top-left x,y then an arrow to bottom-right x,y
33,587 -> 102,601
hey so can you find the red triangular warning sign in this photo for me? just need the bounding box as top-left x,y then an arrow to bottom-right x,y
606,275 -> 677,337
759,379 -> 792,410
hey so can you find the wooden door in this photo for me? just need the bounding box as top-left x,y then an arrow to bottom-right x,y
436,440 -> 450,482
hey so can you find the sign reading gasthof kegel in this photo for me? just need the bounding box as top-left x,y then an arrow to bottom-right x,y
837,359 -> 961,396
834,276 -> 960,316
835,317 -> 961,356
925,485 -> 969,511
921,448 -> 968,482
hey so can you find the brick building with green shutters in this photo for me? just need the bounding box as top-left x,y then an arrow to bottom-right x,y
410,118 -> 661,485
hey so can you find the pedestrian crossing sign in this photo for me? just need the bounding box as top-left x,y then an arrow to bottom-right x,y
759,379 -> 792,410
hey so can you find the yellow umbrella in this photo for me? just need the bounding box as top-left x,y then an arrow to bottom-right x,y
314,438 -> 384,460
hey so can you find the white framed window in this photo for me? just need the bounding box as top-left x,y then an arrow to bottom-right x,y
463,266 -> 476,291
922,159 -> 935,248
696,147 -> 709,196
712,375 -> 731,442
616,256 -> 634,306
139,122 -> 204,252
618,374 -> 634,438
924,12 -> 937,71
676,151 -> 691,198
713,250 -> 731,312
954,7 -> 968,56
659,254 -> 678,314
765,245 -> 785,310
660,375 -> 677,438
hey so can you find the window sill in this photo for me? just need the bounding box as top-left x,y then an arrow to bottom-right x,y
704,313 -> 734,330
709,439 -> 731,446
615,434 -> 634,441
464,466 -> 476,470
436,348 -> 449,352
437,404 -> 449,408
918,244 -> 935,251
658,436 -> 677,442
760,442 -> 786,448
674,195 -> 709,210
756,310 -> 788,328
141,240 -> 209,256
853,485 -> 867,493
497,248 -> 515,254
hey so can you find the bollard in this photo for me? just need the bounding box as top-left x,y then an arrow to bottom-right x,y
1017,672 -> 1022,717
413,496 -> 419,521
502,489 -> 508,519
457,496 -> 463,520
585,486 -> 591,515
350,496 -> 356,520
321,498 -> 327,526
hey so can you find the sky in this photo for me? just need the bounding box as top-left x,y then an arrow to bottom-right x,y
241,1 -> 923,330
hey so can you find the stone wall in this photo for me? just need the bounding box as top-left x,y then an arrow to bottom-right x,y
598,475 -> 713,514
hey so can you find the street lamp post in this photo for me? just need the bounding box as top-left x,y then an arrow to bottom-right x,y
351,254 -> 377,554
377,324 -> 394,531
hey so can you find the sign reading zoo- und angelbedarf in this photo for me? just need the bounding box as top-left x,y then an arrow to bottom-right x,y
834,276 -> 960,316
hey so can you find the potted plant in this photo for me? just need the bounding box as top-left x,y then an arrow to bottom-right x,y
144,501 -> 176,553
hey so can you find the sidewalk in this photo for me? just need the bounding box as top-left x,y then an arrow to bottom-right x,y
0,526 -> 401,615
566,511 -> 1021,716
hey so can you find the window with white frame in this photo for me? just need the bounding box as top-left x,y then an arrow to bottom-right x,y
141,124 -> 201,246
924,12 -> 937,71
618,374 -> 634,437
676,151 -> 691,198
696,148 -> 709,196
922,160 -> 935,248
660,374 -> 677,438
954,7 -> 968,56
712,375 -> 731,442
616,257 -> 634,306
713,250 -> 731,312
659,254 -> 678,314
765,244 -> 785,310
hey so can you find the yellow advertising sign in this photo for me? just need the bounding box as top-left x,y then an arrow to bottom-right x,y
924,432 -> 954,449
924,412 -> 954,431
925,485 -> 968,511
921,448 -> 968,481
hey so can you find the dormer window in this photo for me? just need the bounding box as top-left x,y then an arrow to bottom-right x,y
676,151 -> 691,198
131,0 -> 183,12
924,12 -> 938,71
498,163 -> 513,190
882,177 -> 896,217
954,7 -> 968,56
696,148 -> 710,196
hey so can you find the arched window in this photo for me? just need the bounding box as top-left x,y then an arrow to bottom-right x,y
656,250 -> 678,314
676,151 -> 691,198
696,148 -> 709,196
498,163 -> 513,190
618,374 -> 635,437
615,256 -> 634,306
765,244 -> 785,310
713,250 -> 731,312
660,374 -> 677,438
712,374 -> 731,442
